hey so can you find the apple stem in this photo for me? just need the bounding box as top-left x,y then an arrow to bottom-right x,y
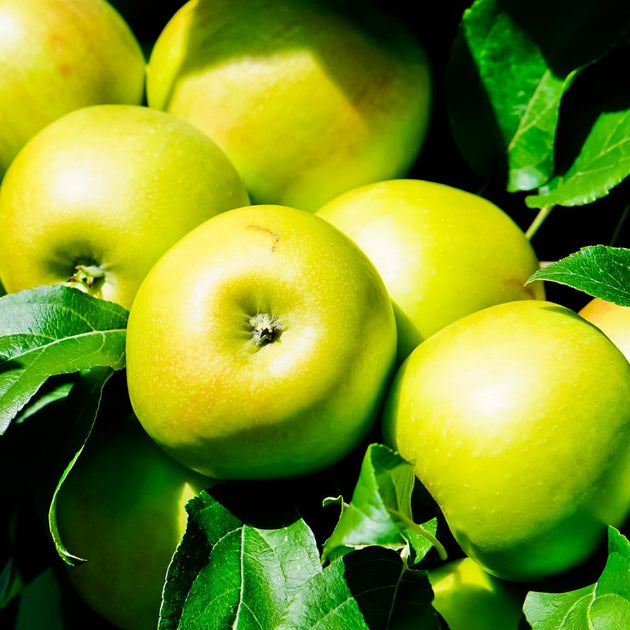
65,264 -> 106,293
389,508 -> 448,561
525,204 -> 554,241
249,312 -> 283,347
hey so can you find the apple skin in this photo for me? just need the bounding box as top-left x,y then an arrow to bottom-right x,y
579,297 -> 630,362
0,104 -> 250,310
145,0 -> 432,211
56,415 -> 212,630
316,179 -> 545,363
384,299 -> 630,582
0,0 -> 146,178
126,204 -> 397,480
428,557 -> 525,630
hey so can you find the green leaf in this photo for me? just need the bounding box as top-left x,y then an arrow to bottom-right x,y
0,559 -> 20,609
177,518 -> 321,630
13,380 -> 74,424
158,491 -> 243,630
47,367 -> 115,566
447,0 -> 630,193
447,0 -> 574,191
526,108 -> 630,208
523,585 -> 595,628
527,245 -> 630,305
0,285 -> 128,434
322,443 -> 444,564
13,568 -> 64,630
276,557 -> 370,630
524,527 -> 630,629
276,547 -> 440,630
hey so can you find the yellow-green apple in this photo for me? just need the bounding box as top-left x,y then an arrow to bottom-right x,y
125,204 -> 397,479
145,0 -> 432,211
0,0 -> 146,178
384,300 -> 630,582
316,179 -> 545,363
0,104 -> 249,310
56,415 -> 211,630
579,297 -> 630,361
428,557 -> 525,629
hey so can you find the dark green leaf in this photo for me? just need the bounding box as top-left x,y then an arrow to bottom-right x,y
447,0 -> 573,191
342,547 -> 439,630
322,444 -> 444,564
277,547 -> 440,630
176,518 -> 321,630
0,559 -> 19,609
13,380 -> 74,424
447,0 -> 630,193
276,558 -> 369,630
13,568 -> 64,630
0,286 -> 128,434
159,491 -> 242,630
524,527 -> 630,629
527,245 -> 630,305
526,108 -> 630,208
48,367 -> 115,566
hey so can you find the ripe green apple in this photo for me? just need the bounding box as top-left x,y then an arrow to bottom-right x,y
0,0 -> 146,178
145,0 -> 432,211
579,297 -> 630,361
428,557 -> 525,629
0,103 -> 250,310
384,299 -> 630,582
56,415 -> 211,630
316,179 -> 545,363
126,204 -> 397,479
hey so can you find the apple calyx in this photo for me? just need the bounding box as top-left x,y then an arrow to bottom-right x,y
249,312 -> 283,347
66,264 -> 106,294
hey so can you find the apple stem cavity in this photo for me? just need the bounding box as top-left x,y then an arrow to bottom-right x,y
249,312 -> 283,347
66,264 -> 106,294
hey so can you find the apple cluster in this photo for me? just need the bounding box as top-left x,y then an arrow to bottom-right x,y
1,1 -> 630,629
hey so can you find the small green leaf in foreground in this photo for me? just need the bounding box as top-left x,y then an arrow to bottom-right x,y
527,245 -> 630,305
524,526 -> 630,629
159,491 -> 242,630
276,547 -> 440,630
322,443 -> 444,564
177,518 -> 321,630
0,285 -> 128,434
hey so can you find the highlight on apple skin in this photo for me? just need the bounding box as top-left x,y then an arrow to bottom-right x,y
0,0 -> 146,177
384,299 -> 630,582
125,203 -> 398,480
316,178 -> 545,363
0,104 -> 250,310
146,0 -> 432,211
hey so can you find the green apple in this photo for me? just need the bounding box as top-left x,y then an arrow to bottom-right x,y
56,415 -> 211,630
145,0 -> 432,211
0,0 -> 146,178
0,103 -> 249,310
125,204 -> 397,479
428,557 -> 525,629
579,297 -> 630,362
316,179 -> 545,363
384,299 -> 630,582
